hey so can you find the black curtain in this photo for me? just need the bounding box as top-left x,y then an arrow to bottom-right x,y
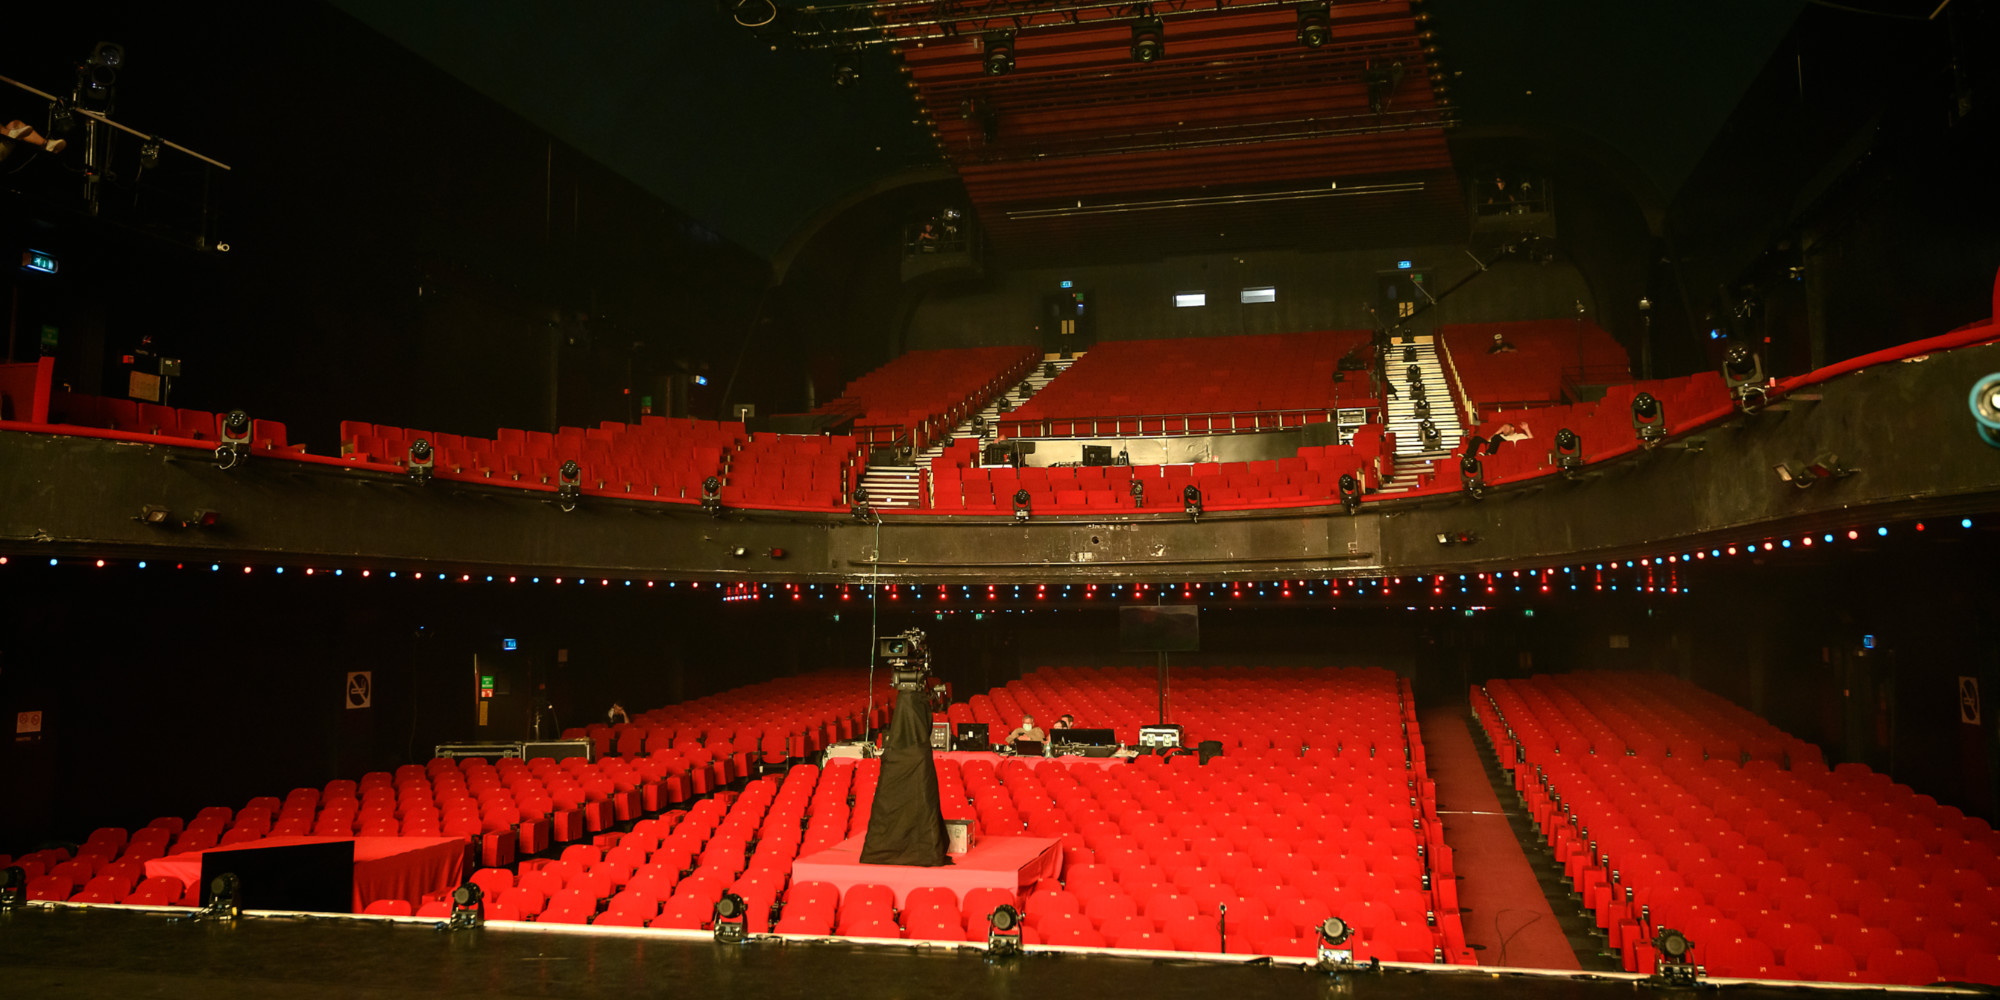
859,687 -> 949,867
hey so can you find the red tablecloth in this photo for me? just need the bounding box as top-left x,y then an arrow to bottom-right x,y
790,834 -> 1062,909
143,836 -> 467,913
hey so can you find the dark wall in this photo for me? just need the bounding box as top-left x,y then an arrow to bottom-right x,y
903,245 -> 1597,352
1,1 -> 767,446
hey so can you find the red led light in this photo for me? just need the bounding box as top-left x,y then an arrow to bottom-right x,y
1915,522 -> 1926,532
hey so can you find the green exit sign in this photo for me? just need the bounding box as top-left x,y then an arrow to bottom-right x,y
21,250 -> 58,275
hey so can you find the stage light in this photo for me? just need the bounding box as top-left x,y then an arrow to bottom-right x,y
447,883 -> 484,929
1296,3 -> 1332,47
1130,16 -> 1165,64
215,409 -> 252,469
203,873 -> 241,920
702,475 -> 724,517
1631,392 -> 1665,447
1183,484 -> 1202,518
1338,473 -> 1360,515
137,504 -> 171,525
1129,478 -> 1145,506
190,509 -> 221,528
1650,927 -> 1701,984
1418,417 -> 1441,449
728,0 -> 779,28
138,136 -> 161,170
1972,372 -> 2000,447
1316,915 -> 1356,965
1459,453 -> 1485,500
1553,428 -> 1582,474
1723,342 -> 1765,408
983,30 -> 1016,76
408,439 -> 434,484
556,460 -> 582,512
851,486 -> 874,523
1013,489 -> 1032,522
713,892 -> 749,943
988,903 -> 1024,954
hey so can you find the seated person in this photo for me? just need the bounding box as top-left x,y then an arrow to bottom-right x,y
1487,331 -> 1518,354
1050,714 -> 1076,733
1006,714 -> 1045,747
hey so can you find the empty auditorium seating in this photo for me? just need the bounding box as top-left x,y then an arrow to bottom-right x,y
997,332 -> 1377,439
43,391 -> 300,451
340,415 -> 747,501
717,434 -> 862,509
1476,672 -> 2000,985
928,439 -> 1388,512
814,346 -> 1036,453
1439,320 -> 1631,409
1448,373 -> 1733,486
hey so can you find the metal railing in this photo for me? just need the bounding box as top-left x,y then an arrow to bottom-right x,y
996,406 -> 1375,439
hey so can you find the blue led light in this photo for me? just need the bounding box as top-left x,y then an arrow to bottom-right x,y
1781,539 -> 1792,548
335,569 -> 343,576
693,375 -> 709,386
1962,518 -> 1973,529
1877,527 -> 1888,536
390,571 -> 398,578
1823,534 -> 1833,543
1060,280 -> 1073,288
210,563 -> 219,571
138,561 -> 147,569
1397,260 -> 1412,270
275,567 -> 285,574
49,558 -> 58,566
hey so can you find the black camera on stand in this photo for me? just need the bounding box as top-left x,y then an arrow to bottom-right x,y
880,628 -> 932,691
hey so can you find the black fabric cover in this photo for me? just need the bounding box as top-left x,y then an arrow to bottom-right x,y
859,687 -> 950,867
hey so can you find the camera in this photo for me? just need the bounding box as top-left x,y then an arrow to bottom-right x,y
879,628 -> 931,690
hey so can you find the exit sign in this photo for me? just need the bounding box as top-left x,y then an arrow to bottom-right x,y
21,250 -> 57,275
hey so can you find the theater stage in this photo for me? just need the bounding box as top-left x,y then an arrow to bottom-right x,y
790,834 -> 1063,907
0,908 -> 1946,1000
143,835 -> 467,913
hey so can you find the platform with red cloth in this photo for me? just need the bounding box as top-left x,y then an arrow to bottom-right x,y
789,834 -> 1062,908
143,835 -> 467,913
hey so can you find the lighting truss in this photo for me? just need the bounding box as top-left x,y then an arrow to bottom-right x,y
775,0 -> 1363,51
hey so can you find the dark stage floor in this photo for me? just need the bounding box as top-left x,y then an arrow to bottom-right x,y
0,907 -> 1959,1000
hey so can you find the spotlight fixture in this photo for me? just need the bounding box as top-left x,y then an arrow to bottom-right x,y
988,903 -> 1024,954
1130,16 -> 1165,64
1418,418 -> 1441,449
201,873 -> 241,920
188,508 -> 221,528
701,475 -> 724,517
713,892 -> 749,943
1296,2 -> 1332,48
79,42 -> 124,110
408,439 -> 434,484
556,460 -> 582,512
0,866 -> 25,909
1723,342 -> 1766,409
214,409 -> 252,469
49,100 -> 76,135
1316,915 -> 1357,965
1774,453 -> 1850,488
137,504 -> 171,525
1012,488 -> 1032,522
1552,427 -> 1582,474
1973,372 -> 2000,448
850,486 -> 874,523
1459,452 -> 1485,500
447,882 -> 484,930
1129,478 -> 1145,507
138,136 -> 161,170
1630,392 -> 1665,447
1338,472 -> 1361,515
1182,484 -> 1202,518
983,30 -> 1016,76
1649,927 -> 1702,985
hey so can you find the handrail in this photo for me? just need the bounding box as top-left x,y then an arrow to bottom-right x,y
1434,331 -> 1476,430
997,405 -> 1375,439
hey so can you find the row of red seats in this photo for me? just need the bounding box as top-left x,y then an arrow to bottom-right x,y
716,433 -> 865,508
340,415 -> 747,499
817,346 -> 1037,452
998,331 -> 1378,439
928,436 -> 1390,513
46,391 -> 300,451
1456,373 -> 1734,485
1478,672 -> 2000,985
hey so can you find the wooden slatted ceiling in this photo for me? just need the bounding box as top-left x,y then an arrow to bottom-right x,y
885,1 -> 1460,263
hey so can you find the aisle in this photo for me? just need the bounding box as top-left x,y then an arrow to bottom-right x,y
1418,705 -> 1582,970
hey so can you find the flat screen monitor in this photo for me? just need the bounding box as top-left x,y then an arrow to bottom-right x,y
201,839 -> 355,913
1119,605 -> 1199,652
1011,740 -> 1044,757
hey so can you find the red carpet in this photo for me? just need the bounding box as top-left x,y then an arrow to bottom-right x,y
1419,707 -> 1580,970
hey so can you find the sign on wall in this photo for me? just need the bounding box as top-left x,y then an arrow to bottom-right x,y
346,671 -> 373,710
16,710 -> 43,734
1961,676 -> 1982,726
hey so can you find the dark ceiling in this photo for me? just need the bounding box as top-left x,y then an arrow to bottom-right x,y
331,0 -> 1805,262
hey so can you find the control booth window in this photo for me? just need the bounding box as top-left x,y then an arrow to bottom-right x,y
1240,286 -> 1276,304
1174,292 -> 1207,308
